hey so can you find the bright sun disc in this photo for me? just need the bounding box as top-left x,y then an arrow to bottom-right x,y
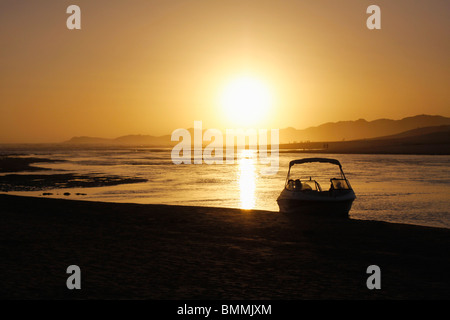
220,76 -> 272,126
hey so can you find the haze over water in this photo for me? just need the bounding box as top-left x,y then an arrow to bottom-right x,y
2,147 -> 449,229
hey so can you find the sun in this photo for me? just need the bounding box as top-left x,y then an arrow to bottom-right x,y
220,75 -> 273,127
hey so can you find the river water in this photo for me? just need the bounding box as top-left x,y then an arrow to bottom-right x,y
1,146 -> 449,229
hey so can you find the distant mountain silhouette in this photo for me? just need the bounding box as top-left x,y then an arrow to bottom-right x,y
64,136 -> 113,144
367,124 -> 450,141
279,114 -> 450,143
65,134 -> 172,146
114,134 -> 171,145
279,124 -> 450,155
64,114 -> 450,145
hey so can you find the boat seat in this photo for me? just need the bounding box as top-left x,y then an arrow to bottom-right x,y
330,178 -> 349,190
301,183 -> 312,191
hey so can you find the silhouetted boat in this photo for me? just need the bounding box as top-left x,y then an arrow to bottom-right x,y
277,158 -> 356,217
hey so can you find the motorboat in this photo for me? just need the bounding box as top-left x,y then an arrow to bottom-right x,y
277,158 -> 356,217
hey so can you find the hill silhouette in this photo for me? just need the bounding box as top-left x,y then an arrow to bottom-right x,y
64,114 -> 450,147
65,134 -> 171,146
366,124 -> 450,141
279,114 -> 450,143
280,125 -> 450,155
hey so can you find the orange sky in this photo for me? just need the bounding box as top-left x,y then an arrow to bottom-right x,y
0,0 -> 449,143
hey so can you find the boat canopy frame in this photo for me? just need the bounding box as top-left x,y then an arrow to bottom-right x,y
285,158 -> 350,188
289,158 -> 342,168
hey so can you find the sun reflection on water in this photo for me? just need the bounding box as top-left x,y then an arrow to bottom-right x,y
238,150 -> 257,209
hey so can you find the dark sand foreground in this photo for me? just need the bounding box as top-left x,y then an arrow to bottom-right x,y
0,194 -> 449,300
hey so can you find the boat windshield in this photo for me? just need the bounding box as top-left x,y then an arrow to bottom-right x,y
286,179 -> 321,191
285,161 -> 350,192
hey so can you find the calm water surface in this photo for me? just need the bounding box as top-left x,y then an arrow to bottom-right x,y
1,147 -> 449,229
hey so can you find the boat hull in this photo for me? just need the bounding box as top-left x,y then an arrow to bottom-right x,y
277,189 -> 356,217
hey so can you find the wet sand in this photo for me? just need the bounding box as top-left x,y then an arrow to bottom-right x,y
0,194 -> 449,300
0,156 -> 147,192
0,156 -> 63,173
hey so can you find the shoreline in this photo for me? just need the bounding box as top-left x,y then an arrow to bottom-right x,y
1,144 -> 450,156
1,194 -> 449,299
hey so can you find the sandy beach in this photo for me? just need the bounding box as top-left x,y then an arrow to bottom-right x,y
0,194 -> 449,300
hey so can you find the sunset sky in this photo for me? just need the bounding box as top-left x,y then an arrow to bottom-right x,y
1,0 -> 449,143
